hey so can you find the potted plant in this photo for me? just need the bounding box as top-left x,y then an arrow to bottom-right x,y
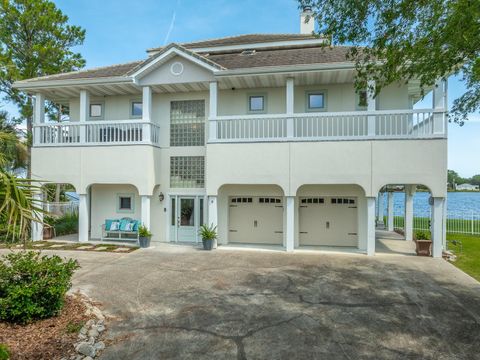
415,231 -> 432,256
199,224 -> 217,250
42,216 -> 55,240
138,225 -> 152,248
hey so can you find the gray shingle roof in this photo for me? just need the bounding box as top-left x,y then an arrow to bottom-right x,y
207,46 -> 352,70
18,34 -> 355,84
24,61 -> 142,82
148,33 -> 319,52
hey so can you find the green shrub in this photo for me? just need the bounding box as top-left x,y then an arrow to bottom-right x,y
0,344 -> 9,360
415,231 -> 430,240
0,251 -> 79,324
138,225 -> 152,238
53,213 -> 78,236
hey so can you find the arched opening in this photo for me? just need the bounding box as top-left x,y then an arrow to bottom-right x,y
88,183 -> 141,242
375,184 -> 441,256
40,183 -> 78,241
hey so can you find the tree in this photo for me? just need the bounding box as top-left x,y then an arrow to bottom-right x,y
447,169 -> 460,188
0,0 -> 86,177
300,0 -> 480,124
470,175 -> 480,186
0,110 -> 27,172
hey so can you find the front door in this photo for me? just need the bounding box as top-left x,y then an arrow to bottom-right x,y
177,197 -> 196,242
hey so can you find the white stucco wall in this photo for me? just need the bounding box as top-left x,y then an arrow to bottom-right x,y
90,184 -> 141,239
65,81 -> 411,122
206,139 -> 448,198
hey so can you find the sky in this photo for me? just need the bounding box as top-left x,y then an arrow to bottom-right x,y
2,0 -> 479,177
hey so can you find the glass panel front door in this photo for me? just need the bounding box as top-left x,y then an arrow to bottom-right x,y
177,197 -> 197,242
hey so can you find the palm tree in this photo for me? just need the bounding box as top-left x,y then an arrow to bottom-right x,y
0,128 -> 43,244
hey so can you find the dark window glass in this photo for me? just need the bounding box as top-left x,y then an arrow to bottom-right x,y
132,102 -> 143,117
119,196 -> 132,210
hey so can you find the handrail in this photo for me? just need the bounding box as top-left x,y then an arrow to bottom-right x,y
33,120 -> 161,146
210,109 -> 441,121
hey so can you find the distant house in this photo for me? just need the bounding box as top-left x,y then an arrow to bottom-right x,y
456,183 -> 479,191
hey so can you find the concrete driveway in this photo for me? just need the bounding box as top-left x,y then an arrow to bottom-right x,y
29,244 -> 480,359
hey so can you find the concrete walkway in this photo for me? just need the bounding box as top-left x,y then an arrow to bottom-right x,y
375,229 -> 417,255
11,243 -> 476,360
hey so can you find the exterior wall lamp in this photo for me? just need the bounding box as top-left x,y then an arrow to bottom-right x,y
158,192 -> 165,202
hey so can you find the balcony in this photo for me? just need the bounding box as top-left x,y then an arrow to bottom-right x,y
209,109 -> 446,143
33,120 -> 160,146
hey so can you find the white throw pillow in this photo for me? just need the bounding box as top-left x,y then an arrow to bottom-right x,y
109,221 -> 120,231
125,222 -> 133,231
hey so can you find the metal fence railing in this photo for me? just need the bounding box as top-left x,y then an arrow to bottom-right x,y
44,201 -> 79,216
386,211 -> 480,235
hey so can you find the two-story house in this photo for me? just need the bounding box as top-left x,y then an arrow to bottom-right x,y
14,8 -> 448,256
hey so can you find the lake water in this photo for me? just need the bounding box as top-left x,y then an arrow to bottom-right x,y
379,192 -> 480,218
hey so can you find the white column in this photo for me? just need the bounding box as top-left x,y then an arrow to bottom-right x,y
34,93 -> 45,145
431,197 -> 445,258
79,90 -> 90,143
31,192 -> 44,241
208,196 -> 218,248
387,191 -> 394,231
286,77 -> 294,138
367,79 -> 376,136
285,196 -> 295,252
377,192 -> 385,226
404,185 -> 416,241
366,197 -> 376,256
142,86 -> 152,143
208,81 -> 218,141
78,193 -> 89,243
432,79 -> 447,135
141,195 -> 151,230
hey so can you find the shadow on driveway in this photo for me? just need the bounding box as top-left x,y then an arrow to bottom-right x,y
64,245 -> 480,360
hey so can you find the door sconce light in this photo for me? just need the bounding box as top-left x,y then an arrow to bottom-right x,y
158,192 -> 165,202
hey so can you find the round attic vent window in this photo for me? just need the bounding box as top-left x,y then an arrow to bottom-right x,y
170,62 -> 184,76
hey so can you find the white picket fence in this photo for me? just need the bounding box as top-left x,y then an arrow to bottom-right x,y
391,211 -> 480,235
44,201 -> 79,216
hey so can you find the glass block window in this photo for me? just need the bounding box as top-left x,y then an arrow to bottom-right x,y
248,95 -> 265,112
170,156 -> 205,188
90,103 -> 103,118
170,100 -> 205,146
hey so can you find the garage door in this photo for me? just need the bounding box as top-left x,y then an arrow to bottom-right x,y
229,197 -> 283,245
299,197 -> 358,247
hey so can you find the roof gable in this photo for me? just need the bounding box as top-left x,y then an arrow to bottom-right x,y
130,43 -> 225,82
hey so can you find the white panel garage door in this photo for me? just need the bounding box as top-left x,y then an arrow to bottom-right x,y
299,197 -> 358,247
229,197 -> 283,245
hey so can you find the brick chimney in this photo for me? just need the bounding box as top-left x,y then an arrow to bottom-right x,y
300,6 -> 315,34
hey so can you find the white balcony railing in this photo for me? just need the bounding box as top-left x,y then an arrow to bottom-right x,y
33,120 -> 160,146
210,109 -> 446,142
33,110 -> 446,146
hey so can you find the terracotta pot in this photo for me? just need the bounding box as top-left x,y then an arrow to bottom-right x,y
43,227 -> 54,240
416,240 -> 432,256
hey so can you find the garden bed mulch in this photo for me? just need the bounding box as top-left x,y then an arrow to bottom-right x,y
0,241 -> 138,253
0,294 -> 92,360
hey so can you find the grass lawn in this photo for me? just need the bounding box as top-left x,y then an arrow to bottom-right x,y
447,233 -> 480,282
